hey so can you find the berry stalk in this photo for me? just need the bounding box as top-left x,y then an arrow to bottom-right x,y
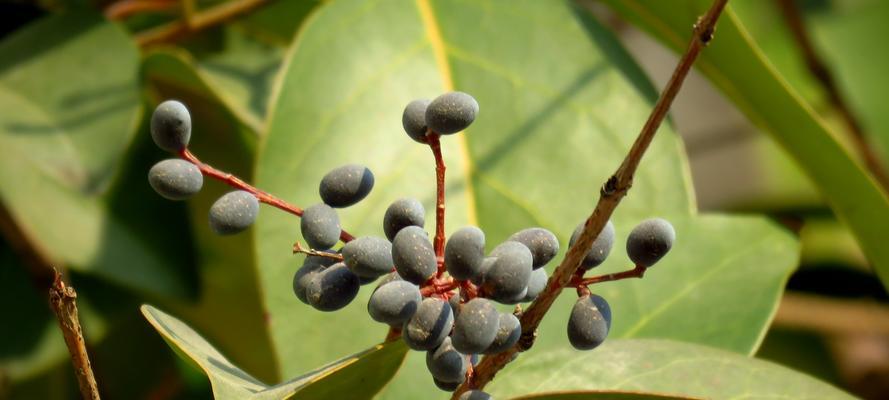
179,149 -> 356,242
453,0 -> 729,396
571,264 -> 647,287
428,133 -> 447,259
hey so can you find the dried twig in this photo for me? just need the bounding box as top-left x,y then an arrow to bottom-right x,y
452,0 -> 730,396
49,270 -> 100,400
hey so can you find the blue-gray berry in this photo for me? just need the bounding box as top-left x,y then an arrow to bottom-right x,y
319,164 -> 374,208
150,100 -> 191,152
425,92 -> 479,134
403,99 -> 431,143
626,218 -> 675,267
148,159 -> 203,200
208,190 -> 259,235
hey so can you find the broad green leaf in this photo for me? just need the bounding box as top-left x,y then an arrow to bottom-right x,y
256,0 -> 798,398
515,393 -> 694,400
142,43 -> 273,135
598,0 -> 889,289
487,339 -> 854,399
0,9 -> 186,297
237,0 -> 322,45
140,305 -> 407,400
198,29 -> 283,132
142,62 -> 278,382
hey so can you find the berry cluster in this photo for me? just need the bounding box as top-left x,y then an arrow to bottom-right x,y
146,92 -> 674,397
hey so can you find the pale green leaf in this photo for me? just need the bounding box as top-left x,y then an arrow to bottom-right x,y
141,305 -> 406,400
488,339 -> 854,400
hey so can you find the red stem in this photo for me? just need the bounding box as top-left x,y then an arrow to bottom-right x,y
571,264 -> 647,287
179,149 -> 355,242
420,277 -> 459,297
428,134 -> 446,259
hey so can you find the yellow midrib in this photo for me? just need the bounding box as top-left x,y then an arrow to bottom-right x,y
416,0 -> 479,226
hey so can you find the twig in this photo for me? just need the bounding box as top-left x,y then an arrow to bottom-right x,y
134,0 -> 269,47
179,149 -> 356,242
291,242 -> 345,261
104,0 -> 177,20
571,264 -> 647,287
452,0 -> 729,396
776,0 -> 889,190
49,270 -> 101,400
428,133 -> 447,259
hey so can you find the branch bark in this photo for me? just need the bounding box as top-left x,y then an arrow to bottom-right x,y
452,0 -> 729,396
49,270 -> 101,400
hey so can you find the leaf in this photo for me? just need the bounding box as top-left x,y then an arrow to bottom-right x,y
487,339 -> 854,400
0,9 -> 187,297
598,0 -> 889,289
140,305 -> 407,400
141,63 -> 279,382
514,393 -> 695,400
806,0 -> 889,166
236,0 -> 322,44
254,0 -> 799,398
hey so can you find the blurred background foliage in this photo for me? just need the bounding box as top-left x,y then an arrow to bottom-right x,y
0,0 -> 887,399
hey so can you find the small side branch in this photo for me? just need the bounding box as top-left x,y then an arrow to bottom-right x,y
134,0 -> 268,47
179,149 -> 355,243
49,270 -> 101,400
776,0 -> 889,190
572,265 -> 647,287
292,242 -> 345,262
452,0 -> 729,396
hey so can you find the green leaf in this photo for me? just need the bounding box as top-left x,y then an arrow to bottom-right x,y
598,0 -> 889,289
236,0 -> 322,45
806,0 -> 889,167
140,305 -> 407,400
487,339 -> 854,400
254,0 -> 799,397
514,393 -> 695,400
0,9 -> 187,297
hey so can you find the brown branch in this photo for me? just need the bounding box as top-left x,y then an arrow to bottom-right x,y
134,0 -> 269,47
776,0 -> 889,190
451,0 -> 729,396
49,270 -> 101,400
179,149 -> 356,243
104,0 -> 177,20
